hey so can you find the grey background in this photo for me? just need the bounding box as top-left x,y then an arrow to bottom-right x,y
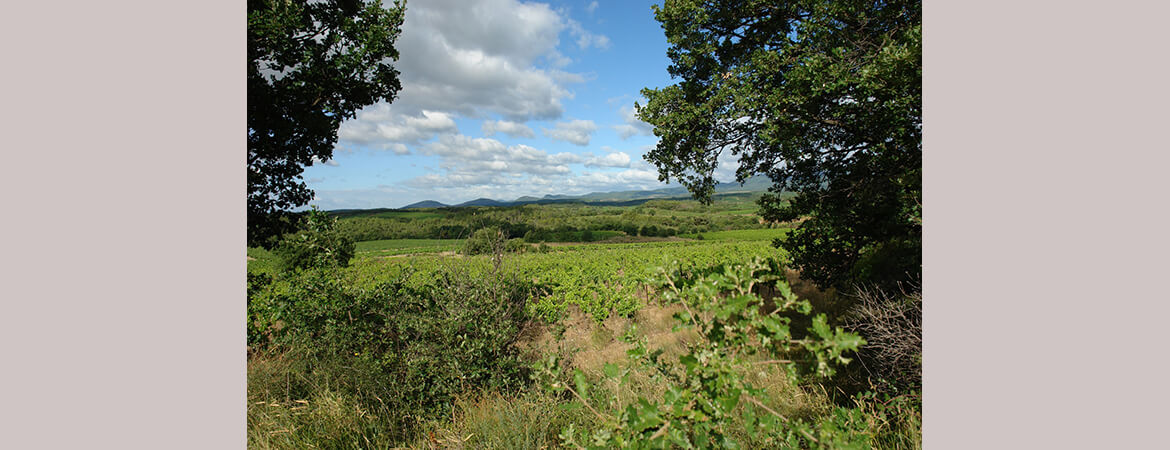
2,0 -> 1168,448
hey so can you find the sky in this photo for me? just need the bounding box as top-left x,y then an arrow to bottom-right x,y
299,0 -> 737,210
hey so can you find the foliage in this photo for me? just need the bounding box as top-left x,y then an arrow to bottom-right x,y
461,227 -> 506,256
533,258 -> 867,448
333,195 -> 768,242
637,0 -> 922,291
248,0 -> 405,246
353,238 -> 461,256
247,263 -> 534,442
272,207 -> 356,272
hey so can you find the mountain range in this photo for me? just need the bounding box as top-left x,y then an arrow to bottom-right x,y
393,175 -> 776,210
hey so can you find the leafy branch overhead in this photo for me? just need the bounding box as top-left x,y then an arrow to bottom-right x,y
248,0 -> 406,246
637,0 -> 921,290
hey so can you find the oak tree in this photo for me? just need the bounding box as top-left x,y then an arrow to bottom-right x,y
638,0 -> 921,290
248,0 -> 405,246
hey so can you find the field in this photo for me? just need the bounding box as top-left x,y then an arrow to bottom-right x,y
354,238 -> 460,256
246,198 -> 921,449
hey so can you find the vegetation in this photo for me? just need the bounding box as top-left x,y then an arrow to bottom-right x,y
353,238 -> 461,256
638,0 -> 921,292
332,193 -> 777,243
245,0 -> 922,446
271,207 -> 355,272
248,261 -> 534,444
247,208 -> 922,447
248,0 -> 406,246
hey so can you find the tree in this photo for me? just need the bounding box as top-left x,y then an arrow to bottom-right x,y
248,0 -> 405,247
637,0 -> 921,291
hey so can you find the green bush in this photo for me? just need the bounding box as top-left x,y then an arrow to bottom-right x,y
462,227 -> 505,255
505,238 -> 529,253
250,265 -> 535,442
272,207 -> 355,272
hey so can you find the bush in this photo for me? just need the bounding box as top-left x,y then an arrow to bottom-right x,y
505,238 -> 528,253
843,284 -> 922,393
272,207 -> 355,272
462,227 -> 505,255
250,265 -> 535,442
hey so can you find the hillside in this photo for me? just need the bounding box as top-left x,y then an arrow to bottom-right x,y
384,175 -> 778,211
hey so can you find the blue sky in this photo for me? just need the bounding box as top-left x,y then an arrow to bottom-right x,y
299,0 -> 734,210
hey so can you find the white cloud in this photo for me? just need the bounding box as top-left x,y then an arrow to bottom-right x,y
310,156 -> 339,167
586,1 -> 599,15
613,104 -> 654,139
543,119 -> 598,146
584,151 -> 631,168
482,119 -> 535,138
334,0 -> 609,153
712,146 -> 744,182
421,134 -> 580,176
567,18 -> 610,50
338,108 -> 457,150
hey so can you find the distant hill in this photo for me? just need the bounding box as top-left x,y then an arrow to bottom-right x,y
358,175 -> 779,211
455,198 -> 508,207
401,200 -> 449,209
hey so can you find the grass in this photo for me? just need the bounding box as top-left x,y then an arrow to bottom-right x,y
247,247 -> 278,275
414,303 -> 838,449
682,227 -> 795,241
354,238 -> 461,256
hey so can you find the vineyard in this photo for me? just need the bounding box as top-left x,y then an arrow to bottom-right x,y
251,237 -> 788,323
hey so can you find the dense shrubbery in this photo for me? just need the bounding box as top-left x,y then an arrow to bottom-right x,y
272,207 -> 355,272
247,262 -> 535,442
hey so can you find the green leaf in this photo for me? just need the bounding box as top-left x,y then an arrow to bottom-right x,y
603,362 -> 620,378
573,368 -> 589,397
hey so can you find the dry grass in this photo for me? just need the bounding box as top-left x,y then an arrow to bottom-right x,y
418,299 -> 835,448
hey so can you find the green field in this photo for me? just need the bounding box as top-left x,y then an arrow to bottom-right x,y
354,238 -> 461,255
681,227 -> 795,241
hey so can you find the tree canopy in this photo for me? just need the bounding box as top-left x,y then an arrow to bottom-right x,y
638,0 -> 921,290
248,0 -> 405,246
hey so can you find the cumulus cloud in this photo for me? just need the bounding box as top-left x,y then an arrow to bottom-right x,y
310,156 -> 340,167
421,134 -> 581,177
338,108 -> 457,150
566,18 -> 610,50
482,119 -> 536,138
333,0 -> 611,154
584,151 -> 631,168
613,104 -> 654,139
542,119 -> 598,146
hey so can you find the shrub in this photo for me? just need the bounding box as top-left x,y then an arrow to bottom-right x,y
844,283 -> 922,393
505,238 -> 528,253
462,227 -> 505,255
272,207 -> 355,272
251,265 -> 535,442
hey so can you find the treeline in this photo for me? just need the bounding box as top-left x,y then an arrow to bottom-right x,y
333,201 -> 770,242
